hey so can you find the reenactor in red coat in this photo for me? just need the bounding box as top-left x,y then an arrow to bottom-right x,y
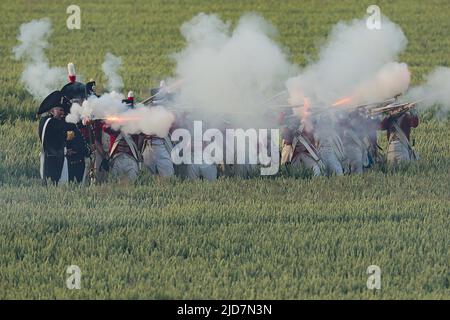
280,109 -> 323,176
103,92 -> 142,181
380,108 -> 419,166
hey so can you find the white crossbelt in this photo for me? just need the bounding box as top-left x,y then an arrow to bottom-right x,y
110,133 -> 140,161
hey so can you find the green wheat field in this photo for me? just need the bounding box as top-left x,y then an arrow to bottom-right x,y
0,0 -> 449,299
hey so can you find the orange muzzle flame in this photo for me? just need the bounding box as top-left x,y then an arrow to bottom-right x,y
301,98 -> 311,118
105,115 -> 140,123
332,96 -> 352,107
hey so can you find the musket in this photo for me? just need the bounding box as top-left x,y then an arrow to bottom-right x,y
368,93 -> 447,117
267,103 -> 305,109
263,90 -> 288,105
369,101 -> 418,117
270,95 -> 400,116
329,97 -> 398,113
140,91 -> 163,105
298,96 -> 401,118
140,80 -> 184,105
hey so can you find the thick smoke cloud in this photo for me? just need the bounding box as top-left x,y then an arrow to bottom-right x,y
407,67 -> 450,117
286,16 -> 410,108
66,92 -> 174,137
171,13 -> 295,126
12,18 -> 66,99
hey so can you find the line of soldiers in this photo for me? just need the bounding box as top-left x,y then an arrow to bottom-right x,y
38,64 -> 420,185
279,103 -> 420,176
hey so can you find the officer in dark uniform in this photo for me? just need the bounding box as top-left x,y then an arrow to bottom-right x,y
38,91 -> 71,185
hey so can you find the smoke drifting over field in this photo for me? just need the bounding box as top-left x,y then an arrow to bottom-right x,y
102,53 -> 124,93
407,67 -> 450,116
171,13 -> 294,126
15,12 -> 449,139
12,18 -> 66,99
286,16 -> 410,107
66,92 -> 174,137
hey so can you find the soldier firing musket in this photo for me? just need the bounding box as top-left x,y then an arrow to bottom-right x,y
379,100 -> 420,167
297,95 -> 405,173
279,107 -> 324,176
103,91 -> 143,181
140,84 -> 176,177
83,79 -> 111,184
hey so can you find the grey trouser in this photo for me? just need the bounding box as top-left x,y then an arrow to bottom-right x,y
110,153 -> 139,181
232,164 -> 258,178
142,143 -> 175,177
343,144 -> 364,174
93,150 -> 107,183
291,152 -> 322,176
387,140 -> 411,166
185,163 -> 217,181
319,145 -> 344,176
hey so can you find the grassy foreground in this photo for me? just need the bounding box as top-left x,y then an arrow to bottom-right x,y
0,0 -> 449,299
0,170 -> 449,299
0,121 -> 449,299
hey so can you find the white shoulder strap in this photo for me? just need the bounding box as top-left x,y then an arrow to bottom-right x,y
347,129 -> 365,150
110,132 -> 123,157
331,134 -> 346,161
392,119 -> 412,149
110,132 -> 140,161
39,118 -> 51,180
41,117 -> 52,149
122,134 -> 139,161
296,133 -> 321,162
163,136 -> 174,154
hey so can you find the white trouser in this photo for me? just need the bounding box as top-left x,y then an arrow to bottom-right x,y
142,143 -> 175,177
110,153 -> 139,181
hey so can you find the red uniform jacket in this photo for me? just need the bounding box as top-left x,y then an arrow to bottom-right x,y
103,124 -> 139,159
380,113 -> 419,141
282,125 -> 316,157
